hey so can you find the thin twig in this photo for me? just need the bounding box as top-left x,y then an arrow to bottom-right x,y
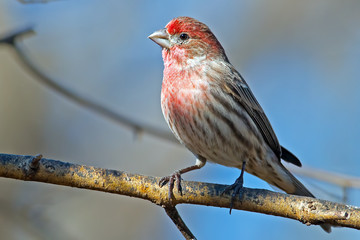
164,206 -> 196,240
29,154 -> 42,170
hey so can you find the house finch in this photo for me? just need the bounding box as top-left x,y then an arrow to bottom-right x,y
149,16 -> 330,232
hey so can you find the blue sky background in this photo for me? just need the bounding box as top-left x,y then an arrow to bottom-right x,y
0,1 -> 359,239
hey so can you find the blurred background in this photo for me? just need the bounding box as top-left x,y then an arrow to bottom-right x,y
0,0 -> 359,239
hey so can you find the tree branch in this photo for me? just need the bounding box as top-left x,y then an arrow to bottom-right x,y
0,153 -> 359,233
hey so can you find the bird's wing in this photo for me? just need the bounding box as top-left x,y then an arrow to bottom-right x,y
223,67 -> 282,159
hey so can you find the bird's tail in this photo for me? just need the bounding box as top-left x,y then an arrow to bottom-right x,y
279,164 -> 332,233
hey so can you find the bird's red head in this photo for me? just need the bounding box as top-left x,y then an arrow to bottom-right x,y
149,17 -> 227,62
166,17 -> 210,37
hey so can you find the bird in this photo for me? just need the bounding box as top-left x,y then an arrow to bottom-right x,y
148,16 -> 331,233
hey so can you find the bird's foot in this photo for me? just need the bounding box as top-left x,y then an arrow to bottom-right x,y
221,176 -> 244,214
159,171 -> 182,200
221,161 -> 246,214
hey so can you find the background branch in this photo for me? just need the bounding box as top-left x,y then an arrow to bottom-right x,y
288,165 -> 360,188
0,27 -> 177,144
0,153 -> 359,232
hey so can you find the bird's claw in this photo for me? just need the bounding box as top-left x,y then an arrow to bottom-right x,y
159,171 -> 183,200
221,176 -> 244,214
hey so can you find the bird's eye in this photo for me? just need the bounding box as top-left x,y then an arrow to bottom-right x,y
179,33 -> 189,41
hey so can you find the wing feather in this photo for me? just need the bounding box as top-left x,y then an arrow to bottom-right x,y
223,67 -> 282,158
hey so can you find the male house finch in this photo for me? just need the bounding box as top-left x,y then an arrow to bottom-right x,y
149,16 -> 330,232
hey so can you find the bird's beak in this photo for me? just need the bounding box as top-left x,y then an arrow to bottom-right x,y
148,28 -> 170,49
